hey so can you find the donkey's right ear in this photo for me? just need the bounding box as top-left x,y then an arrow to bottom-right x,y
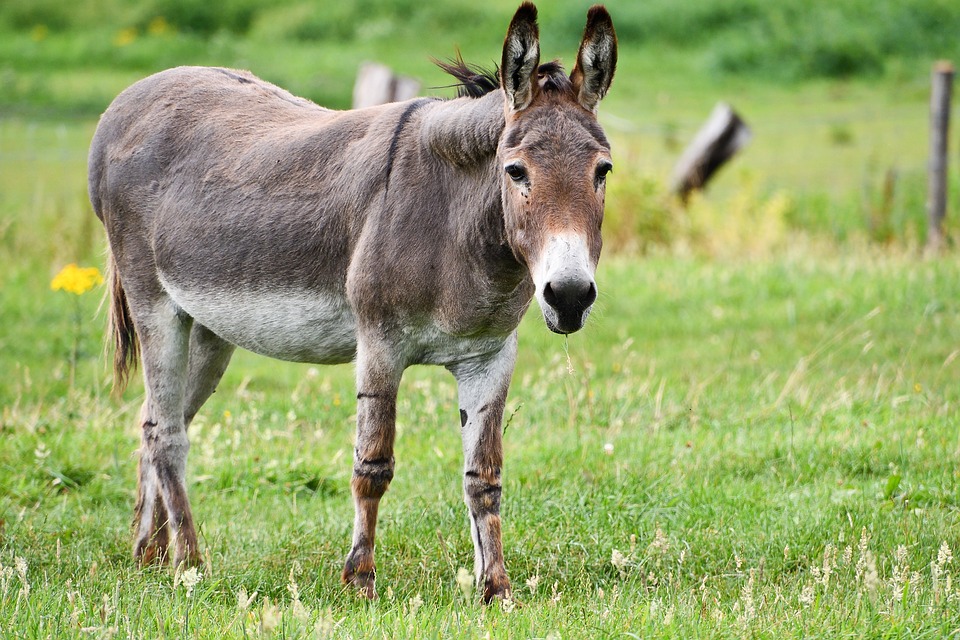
500,3 -> 540,113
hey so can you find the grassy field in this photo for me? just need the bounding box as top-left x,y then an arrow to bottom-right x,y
3,0 -> 960,637
4,250 -> 960,637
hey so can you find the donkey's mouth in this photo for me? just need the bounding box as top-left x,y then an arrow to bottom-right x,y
542,305 -> 592,335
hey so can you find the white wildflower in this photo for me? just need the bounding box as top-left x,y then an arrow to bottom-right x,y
863,550 -> 879,600
0,563 -> 12,599
15,557 -> 28,598
66,582 -> 80,628
891,545 -> 909,603
611,549 -> 627,572
501,591 -> 517,613
525,574 -> 541,594
259,597 -> 280,635
799,583 -> 815,607
854,527 -> 871,582
938,541 -> 953,567
662,604 -> 675,626
291,597 -> 310,623
648,525 -> 670,556
603,443 -> 614,455
819,543 -> 835,588
455,567 -> 474,600
34,442 -> 50,461
175,566 -> 202,599
286,563 -> 310,622
15,557 -> 27,581
406,593 -> 423,616
237,587 -> 257,611
550,581 -> 562,604
933,541 -> 954,603
738,570 -> 756,624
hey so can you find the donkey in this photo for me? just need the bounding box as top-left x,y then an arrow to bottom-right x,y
88,2 -> 616,602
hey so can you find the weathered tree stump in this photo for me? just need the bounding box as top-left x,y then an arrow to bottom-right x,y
670,102 -> 751,203
352,62 -> 420,109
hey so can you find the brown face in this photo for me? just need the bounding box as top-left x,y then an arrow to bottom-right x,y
499,95 -> 612,334
498,3 -> 617,334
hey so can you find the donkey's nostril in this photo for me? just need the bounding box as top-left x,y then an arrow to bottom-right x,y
543,281 -> 559,308
583,281 -> 598,308
543,278 -> 596,313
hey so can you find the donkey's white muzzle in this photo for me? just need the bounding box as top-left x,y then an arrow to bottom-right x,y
534,234 -> 597,335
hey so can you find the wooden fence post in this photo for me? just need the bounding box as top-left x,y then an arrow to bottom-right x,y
352,62 -> 420,109
927,61 -> 954,252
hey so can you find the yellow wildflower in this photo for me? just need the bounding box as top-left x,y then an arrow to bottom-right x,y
114,27 -> 137,47
51,264 -> 104,295
147,16 -> 172,36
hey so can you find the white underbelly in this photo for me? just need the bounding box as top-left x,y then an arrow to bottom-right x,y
160,278 -> 357,364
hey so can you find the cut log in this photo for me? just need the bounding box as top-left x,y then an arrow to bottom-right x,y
352,62 -> 421,109
670,103 -> 751,202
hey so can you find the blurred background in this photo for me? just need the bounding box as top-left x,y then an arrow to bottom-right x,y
1,0 -> 959,267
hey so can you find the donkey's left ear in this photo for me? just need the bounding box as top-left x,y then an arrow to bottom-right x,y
570,5 -> 617,113
501,3 -> 540,113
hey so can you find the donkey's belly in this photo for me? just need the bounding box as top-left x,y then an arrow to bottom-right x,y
160,278 -> 357,364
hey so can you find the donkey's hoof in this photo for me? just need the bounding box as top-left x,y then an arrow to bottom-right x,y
172,549 -> 203,571
134,538 -> 169,567
482,576 -> 512,604
342,563 -> 377,599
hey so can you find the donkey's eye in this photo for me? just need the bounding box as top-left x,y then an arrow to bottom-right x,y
504,162 -> 528,183
595,160 -> 613,185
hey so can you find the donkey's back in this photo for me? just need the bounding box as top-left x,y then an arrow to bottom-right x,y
89,66 -> 414,364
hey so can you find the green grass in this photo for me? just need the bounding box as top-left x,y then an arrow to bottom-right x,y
4,249 -> 960,637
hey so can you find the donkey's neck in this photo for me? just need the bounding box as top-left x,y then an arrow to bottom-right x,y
420,90 -> 505,167
418,91 -> 529,292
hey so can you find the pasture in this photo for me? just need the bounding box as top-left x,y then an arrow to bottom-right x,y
3,1 -> 960,637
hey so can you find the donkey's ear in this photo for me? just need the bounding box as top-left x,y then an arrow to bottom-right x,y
501,3 -> 540,112
570,5 -> 617,113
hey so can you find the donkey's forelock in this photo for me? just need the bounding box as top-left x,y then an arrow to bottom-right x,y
436,57 -> 572,100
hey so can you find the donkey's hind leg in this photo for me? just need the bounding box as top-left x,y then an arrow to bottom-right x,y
183,324 -> 235,427
131,297 -> 199,569
134,324 -> 233,565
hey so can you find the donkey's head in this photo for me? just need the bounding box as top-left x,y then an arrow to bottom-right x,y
498,3 -> 616,335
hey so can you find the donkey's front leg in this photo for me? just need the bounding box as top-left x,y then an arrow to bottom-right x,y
342,339 -> 401,599
449,334 -> 518,603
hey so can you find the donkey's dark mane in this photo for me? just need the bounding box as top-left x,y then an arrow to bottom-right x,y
436,56 -> 571,99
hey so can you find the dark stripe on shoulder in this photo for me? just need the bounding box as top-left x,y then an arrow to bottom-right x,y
383,98 -> 434,193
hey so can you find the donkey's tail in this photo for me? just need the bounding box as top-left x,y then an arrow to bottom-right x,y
105,249 -> 139,394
